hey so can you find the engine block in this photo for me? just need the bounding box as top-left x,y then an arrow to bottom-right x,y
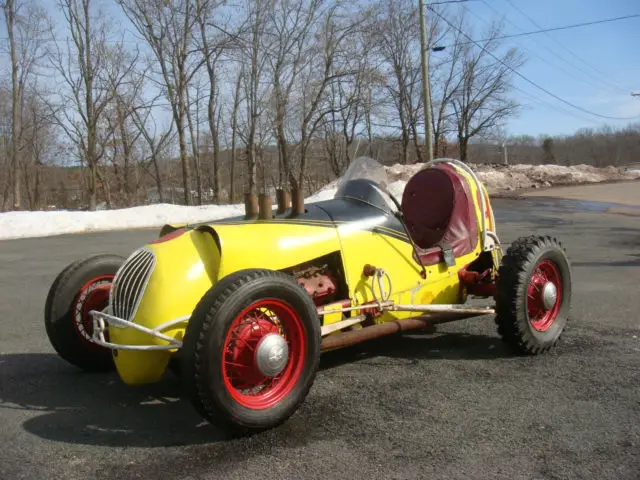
294,264 -> 338,305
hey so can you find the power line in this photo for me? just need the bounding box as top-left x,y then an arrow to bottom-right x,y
465,2 -> 628,98
428,0 -> 476,3
444,12 -> 640,48
429,7 -> 640,121
512,85 -> 606,126
503,0 -> 634,95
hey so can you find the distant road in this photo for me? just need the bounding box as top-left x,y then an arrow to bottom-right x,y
523,180 -> 640,207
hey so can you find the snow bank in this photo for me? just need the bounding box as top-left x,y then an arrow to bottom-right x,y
474,163 -> 640,192
0,203 -> 244,241
1,162 -> 638,240
384,162 -> 640,194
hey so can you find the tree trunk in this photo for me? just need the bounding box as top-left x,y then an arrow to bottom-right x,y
247,139 -> 257,195
5,0 -> 20,209
410,121 -> 424,164
277,126 -> 295,188
459,134 -> 468,162
207,83 -> 220,204
229,70 -> 242,204
116,99 -> 132,205
86,138 -> 98,210
229,144 -> 236,204
176,113 -> 192,205
398,106 -> 409,165
186,89 -> 202,205
151,153 -> 164,203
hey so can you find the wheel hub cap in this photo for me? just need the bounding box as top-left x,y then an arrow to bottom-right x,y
542,281 -> 557,310
255,333 -> 289,377
527,260 -> 563,332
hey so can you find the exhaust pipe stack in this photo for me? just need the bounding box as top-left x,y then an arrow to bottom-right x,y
246,186 -> 303,220
288,187 -> 305,218
244,193 -> 258,220
276,189 -> 291,215
258,194 -> 273,220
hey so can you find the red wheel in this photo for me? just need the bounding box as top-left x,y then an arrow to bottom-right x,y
222,299 -> 306,410
182,269 -> 321,433
45,255 -> 124,372
496,236 -> 572,355
73,275 -> 114,346
527,260 -> 562,332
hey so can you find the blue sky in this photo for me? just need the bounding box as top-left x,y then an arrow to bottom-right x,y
4,0 -> 640,138
459,0 -> 640,136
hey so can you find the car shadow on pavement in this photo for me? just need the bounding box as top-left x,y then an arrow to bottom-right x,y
0,330 -> 512,449
319,328 -> 515,371
0,353 -> 225,448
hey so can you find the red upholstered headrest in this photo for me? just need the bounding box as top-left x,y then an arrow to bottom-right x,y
401,167 -> 456,249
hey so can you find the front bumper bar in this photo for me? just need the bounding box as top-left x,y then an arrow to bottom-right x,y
89,309 -> 187,351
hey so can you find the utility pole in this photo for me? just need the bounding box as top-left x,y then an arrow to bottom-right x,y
502,141 -> 508,165
419,0 -> 434,162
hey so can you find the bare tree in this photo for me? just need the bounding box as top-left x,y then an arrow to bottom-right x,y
238,0 -> 274,195
228,66 -> 243,203
132,99 -> 175,204
1,1 -> 49,210
265,0 -> 321,188
104,48 -> 145,206
47,0 -> 135,210
451,20 -> 523,161
185,80 -> 202,204
429,12 -> 464,158
118,0 -> 205,205
372,0 -> 419,165
1,0 -> 22,209
293,2 -> 358,189
194,0 -> 234,204
18,90 -> 55,209
323,28 -> 380,175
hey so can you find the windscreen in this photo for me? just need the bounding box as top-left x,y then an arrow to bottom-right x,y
334,157 -> 393,213
336,156 -> 389,189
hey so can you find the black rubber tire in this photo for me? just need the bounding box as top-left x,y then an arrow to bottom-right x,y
45,254 -> 124,372
495,235 -> 572,355
181,269 -> 321,433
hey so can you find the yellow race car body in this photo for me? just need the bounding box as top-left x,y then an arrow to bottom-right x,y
101,158 -> 498,385
46,156 -> 572,432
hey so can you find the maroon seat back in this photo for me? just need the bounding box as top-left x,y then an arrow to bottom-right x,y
401,164 -> 478,266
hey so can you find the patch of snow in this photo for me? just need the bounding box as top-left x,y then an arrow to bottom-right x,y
305,179 -> 340,203
0,187 -> 360,241
0,203 -> 244,241
2,162 -> 639,241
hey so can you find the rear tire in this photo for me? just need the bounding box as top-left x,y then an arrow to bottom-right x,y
495,236 -> 571,355
181,269 -> 321,434
45,254 -> 124,372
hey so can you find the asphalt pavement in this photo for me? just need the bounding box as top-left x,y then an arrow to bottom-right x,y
1,194 -> 639,480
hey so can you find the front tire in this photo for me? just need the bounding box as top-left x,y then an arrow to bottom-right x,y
181,269 -> 321,433
495,236 -> 572,355
45,254 -> 124,372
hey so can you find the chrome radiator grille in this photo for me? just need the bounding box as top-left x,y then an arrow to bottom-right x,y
110,248 -> 156,321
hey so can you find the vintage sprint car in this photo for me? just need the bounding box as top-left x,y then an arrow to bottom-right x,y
44,157 -> 572,433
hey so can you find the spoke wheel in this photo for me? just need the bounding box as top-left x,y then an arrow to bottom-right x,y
182,269 -> 321,433
45,254 -> 124,372
223,299 -> 305,410
495,236 -> 572,355
73,275 -> 113,345
527,260 -> 562,332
